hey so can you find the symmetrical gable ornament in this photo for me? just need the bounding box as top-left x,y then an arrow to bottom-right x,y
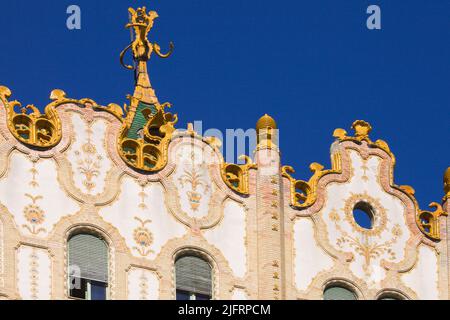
284,119 -> 448,240
117,7 -> 177,173
332,120 -> 394,161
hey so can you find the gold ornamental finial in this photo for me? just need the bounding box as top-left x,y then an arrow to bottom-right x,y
351,120 -> 372,139
333,120 -> 372,142
120,7 -> 174,104
256,114 -> 278,148
332,120 -> 394,161
117,7 -> 178,173
256,114 -> 277,132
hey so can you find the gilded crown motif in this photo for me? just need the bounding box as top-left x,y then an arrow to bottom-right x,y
333,120 -> 392,159
0,87 -> 62,149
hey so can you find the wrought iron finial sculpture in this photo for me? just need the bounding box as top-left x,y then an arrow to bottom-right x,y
117,7 -> 177,173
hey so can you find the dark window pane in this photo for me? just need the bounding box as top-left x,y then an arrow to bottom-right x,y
195,293 -> 211,300
176,290 -> 191,300
90,281 -> 107,300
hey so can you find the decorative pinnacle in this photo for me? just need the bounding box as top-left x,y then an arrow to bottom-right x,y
256,114 -> 277,132
351,120 -> 372,138
119,7 -> 174,104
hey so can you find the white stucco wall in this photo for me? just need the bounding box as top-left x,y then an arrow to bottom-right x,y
293,218 -> 333,291
402,245 -> 439,300
99,176 -> 187,260
0,151 -> 79,237
203,199 -> 247,278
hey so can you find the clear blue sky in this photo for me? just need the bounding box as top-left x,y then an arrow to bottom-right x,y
0,1 -> 449,207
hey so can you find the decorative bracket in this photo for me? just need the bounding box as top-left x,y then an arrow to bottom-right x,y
417,202 -> 447,241
221,155 -> 257,195
282,152 -> 342,209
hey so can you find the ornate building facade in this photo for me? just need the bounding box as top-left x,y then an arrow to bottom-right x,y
0,7 -> 448,300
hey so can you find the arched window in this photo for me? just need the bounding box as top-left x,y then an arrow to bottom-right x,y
68,233 -> 109,300
377,292 -> 406,300
323,285 -> 357,300
175,255 -> 212,300
378,296 -> 400,300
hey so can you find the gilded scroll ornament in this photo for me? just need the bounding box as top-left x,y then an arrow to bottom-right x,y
399,184 -> 448,240
117,7 -> 177,173
0,87 -> 124,149
417,202 -> 447,241
444,167 -> 450,202
282,152 -> 342,209
221,155 -> 257,195
118,101 -> 177,172
0,86 -> 62,149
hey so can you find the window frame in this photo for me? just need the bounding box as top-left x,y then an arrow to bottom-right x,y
376,290 -> 409,300
66,229 -> 110,300
322,279 -> 361,300
174,249 -> 215,300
